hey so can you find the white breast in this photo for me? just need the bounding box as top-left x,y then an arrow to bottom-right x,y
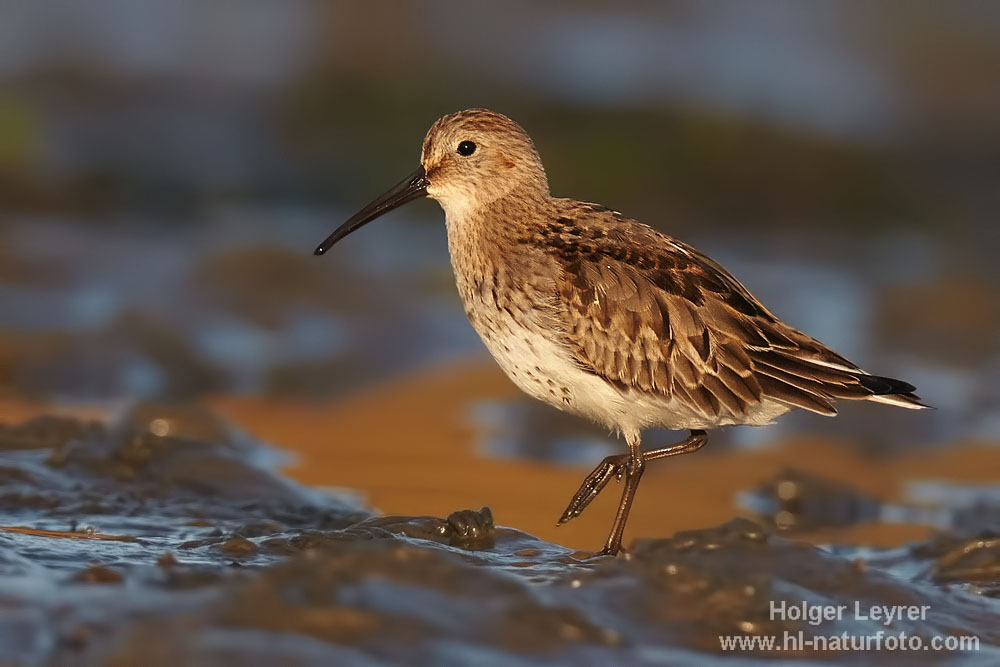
473,308 -> 642,429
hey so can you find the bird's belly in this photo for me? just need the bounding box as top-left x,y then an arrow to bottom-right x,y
467,306 -> 793,433
465,304 -> 639,431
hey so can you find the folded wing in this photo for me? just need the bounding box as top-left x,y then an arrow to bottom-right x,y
543,210 -> 926,422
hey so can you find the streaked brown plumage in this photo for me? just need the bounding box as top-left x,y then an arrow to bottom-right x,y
315,108 -> 929,555
532,208 -> 924,420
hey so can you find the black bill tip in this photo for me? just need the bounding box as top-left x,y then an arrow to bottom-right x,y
314,166 -> 428,257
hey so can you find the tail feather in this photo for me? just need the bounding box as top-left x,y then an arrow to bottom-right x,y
867,393 -> 931,410
859,374 -> 931,410
858,374 -> 917,396
749,340 -> 932,411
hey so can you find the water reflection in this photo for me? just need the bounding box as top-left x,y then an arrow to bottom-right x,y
0,2 -> 998,661
2,211 -> 996,454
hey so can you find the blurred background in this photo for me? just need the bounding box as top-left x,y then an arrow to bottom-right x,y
1,1 -> 998,546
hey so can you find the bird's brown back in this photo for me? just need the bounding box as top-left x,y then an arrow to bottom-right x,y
514,201 -> 920,423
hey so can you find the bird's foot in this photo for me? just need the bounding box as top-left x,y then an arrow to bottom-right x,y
557,454 -> 629,525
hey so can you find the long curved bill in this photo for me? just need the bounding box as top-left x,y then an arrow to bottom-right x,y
314,166 -> 429,256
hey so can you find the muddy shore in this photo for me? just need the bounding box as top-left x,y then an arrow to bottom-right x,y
2,373 -> 998,665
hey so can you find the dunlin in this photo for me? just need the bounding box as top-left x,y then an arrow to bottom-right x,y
315,109 -> 928,555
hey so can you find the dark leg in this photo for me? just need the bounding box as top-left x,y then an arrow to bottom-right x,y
600,437 -> 645,555
558,430 -> 709,544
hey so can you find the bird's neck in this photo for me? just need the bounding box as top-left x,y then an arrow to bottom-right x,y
443,186 -> 552,246
443,187 -> 553,288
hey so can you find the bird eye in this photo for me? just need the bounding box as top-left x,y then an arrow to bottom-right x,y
457,140 -> 477,156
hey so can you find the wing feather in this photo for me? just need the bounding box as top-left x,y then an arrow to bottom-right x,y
524,205 -> 925,420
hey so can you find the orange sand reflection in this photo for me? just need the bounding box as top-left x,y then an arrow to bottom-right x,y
4,364 -> 996,551
208,361 -> 1000,550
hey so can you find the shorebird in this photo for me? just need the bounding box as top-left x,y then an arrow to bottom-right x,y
315,109 -> 928,555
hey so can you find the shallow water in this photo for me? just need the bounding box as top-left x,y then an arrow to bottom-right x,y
1,4 -> 998,663
1,210 -> 997,663
0,403 -> 997,665
4,213 -> 997,446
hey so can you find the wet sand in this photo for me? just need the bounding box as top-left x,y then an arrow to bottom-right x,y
6,360 -> 997,552
1,376 -> 999,664
208,360 -> 1000,551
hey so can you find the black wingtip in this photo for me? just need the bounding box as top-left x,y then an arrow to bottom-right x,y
858,374 -> 917,396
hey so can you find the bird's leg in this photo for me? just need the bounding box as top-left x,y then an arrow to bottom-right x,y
600,430 -> 709,555
645,429 -> 708,462
557,430 -> 709,527
557,453 -> 629,525
599,435 -> 646,556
